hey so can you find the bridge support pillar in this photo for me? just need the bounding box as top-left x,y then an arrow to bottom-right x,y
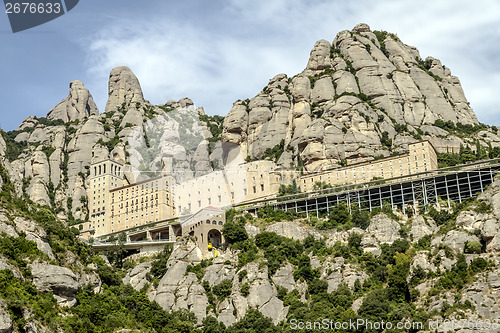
389,186 -> 394,211
401,183 -> 405,215
378,187 -> 382,209
422,180 -> 428,213
479,170 -> 484,192
467,172 -> 472,197
315,198 -> 319,218
456,174 -> 462,203
411,182 -> 416,208
444,175 -> 451,208
368,189 -> 372,212
433,177 -> 438,208
347,194 -> 351,214
146,231 -> 152,241
169,225 -> 174,241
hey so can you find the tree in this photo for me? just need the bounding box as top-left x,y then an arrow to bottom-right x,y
387,252 -> 411,302
222,217 -> 248,244
351,207 -> 370,229
348,233 -> 363,256
278,180 -> 300,196
327,203 -> 350,228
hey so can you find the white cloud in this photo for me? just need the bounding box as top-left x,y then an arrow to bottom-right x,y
83,0 -> 500,124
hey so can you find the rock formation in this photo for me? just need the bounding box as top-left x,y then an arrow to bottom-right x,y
222,23 -> 488,170
105,66 -> 145,113
47,80 -> 99,122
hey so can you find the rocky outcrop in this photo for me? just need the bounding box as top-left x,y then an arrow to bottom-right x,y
238,262 -> 288,325
431,230 -> 480,254
14,216 -> 54,260
361,213 -> 401,254
105,66 -> 144,113
265,221 -> 317,241
47,80 -> 99,122
410,215 -> 437,241
0,299 -> 12,333
221,23 -> 488,170
123,262 -> 151,291
30,262 -> 79,306
151,239 -> 206,324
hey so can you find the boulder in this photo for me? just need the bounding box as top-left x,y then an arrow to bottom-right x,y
30,262 -> 79,300
410,215 -> 437,241
123,262 -> 151,291
364,213 -> 401,243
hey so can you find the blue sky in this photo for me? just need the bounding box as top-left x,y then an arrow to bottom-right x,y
1,0 -> 499,130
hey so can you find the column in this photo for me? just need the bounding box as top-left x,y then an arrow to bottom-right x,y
444,175 -> 451,208
456,173 -> 462,203
400,183 -> 405,215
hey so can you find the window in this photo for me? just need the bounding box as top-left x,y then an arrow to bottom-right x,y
212,220 -> 217,225
206,220 -> 210,224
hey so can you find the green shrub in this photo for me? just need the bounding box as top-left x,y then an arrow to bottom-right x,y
148,244 -> 173,281
240,282 -> 250,296
212,279 -> 232,301
464,241 -> 482,254
222,217 -> 248,244
380,131 -> 392,149
238,269 -> 247,282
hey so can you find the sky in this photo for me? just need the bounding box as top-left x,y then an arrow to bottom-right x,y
1,0 -> 499,131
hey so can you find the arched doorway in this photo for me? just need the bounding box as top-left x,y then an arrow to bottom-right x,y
207,229 -> 222,248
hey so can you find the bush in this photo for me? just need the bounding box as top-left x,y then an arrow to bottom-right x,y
348,233 -> 363,256
212,279 -> 232,301
307,278 -> 328,295
351,208 -> 370,229
380,131 -> 392,149
222,217 -> 248,244
318,203 -> 350,229
464,241 -> 482,254
147,244 -> 173,283
428,207 -> 453,225
240,282 -> 250,296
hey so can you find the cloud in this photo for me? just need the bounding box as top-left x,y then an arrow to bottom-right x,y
83,0 -> 500,124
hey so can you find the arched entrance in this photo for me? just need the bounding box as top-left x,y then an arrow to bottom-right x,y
207,229 -> 222,248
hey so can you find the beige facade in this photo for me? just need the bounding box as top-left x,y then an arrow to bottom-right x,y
300,141 -> 438,192
173,160 -> 281,214
109,176 -> 175,233
179,206 -> 225,256
87,159 -> 124,236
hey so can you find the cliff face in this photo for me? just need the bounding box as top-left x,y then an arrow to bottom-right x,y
222,23 -> 495,171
